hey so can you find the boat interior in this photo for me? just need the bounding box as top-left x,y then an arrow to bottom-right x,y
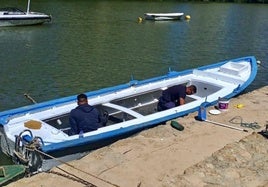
43,80 -> 223,135
43,89 -> 163,133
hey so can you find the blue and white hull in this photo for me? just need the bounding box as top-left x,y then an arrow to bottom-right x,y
0,56 -> 257,172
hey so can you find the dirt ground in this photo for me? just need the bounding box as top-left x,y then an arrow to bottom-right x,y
6,86 -> 268,187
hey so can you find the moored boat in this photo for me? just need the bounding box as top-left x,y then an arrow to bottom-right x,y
0,165 -> 25,186
0,0 -> 51,27
144,13 -> 184,21
0,56 -> 257,172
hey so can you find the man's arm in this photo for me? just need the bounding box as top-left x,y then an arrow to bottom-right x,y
179,97 -> 185,105
69,113 -> 79,135
95,108 -> 108,127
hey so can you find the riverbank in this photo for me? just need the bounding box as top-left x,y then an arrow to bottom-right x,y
6,86 -> 268,187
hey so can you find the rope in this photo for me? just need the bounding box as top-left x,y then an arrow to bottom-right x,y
48,168 -> 97,187
33,148 -> 120,187
229,116 -> 261,130
24,93 -> 37,104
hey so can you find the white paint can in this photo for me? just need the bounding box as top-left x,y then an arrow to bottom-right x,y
218,98 -> 229,111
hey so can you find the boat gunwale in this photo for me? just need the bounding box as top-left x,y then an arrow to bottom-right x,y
0,56 -> 257,172
0,56 -> 256,126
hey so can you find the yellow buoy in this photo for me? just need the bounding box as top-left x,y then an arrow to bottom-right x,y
138,17 -> 143,23
185,15 -> 191,20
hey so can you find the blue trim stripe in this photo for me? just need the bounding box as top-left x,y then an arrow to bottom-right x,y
0,56 -> 257,126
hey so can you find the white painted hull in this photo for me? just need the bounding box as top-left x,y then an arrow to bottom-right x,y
0,56 -> 257,172
0,4 -> 51,27
144,13 -> 184,21
0,14 -> 51,26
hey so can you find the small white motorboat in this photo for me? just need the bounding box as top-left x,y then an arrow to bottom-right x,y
144,12 -> 184,21
0,0 -> 51,27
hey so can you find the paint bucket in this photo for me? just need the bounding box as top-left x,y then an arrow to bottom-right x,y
218,98 -> 229,111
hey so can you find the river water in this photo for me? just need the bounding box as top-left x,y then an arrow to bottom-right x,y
0,0 -> 267,164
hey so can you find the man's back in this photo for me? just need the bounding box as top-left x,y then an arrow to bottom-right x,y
162,85 -> 186,102
69,93 -> 107,135
69,104 -> 102,134
157,85 -> 187,111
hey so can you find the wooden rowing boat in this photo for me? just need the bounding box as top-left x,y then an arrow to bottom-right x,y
0,56 -> 258,172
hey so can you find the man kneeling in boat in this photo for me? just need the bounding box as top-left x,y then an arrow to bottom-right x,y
157,84 -> 197,111
69,93 -> 108,135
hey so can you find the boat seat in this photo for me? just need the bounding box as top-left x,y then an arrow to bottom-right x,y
219,61 -> 249,76
186,94 -> 202,100
193,69 -> 244,85
102,103 -> 144,118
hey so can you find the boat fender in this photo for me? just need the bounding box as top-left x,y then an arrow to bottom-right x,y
171,121 -> 184,131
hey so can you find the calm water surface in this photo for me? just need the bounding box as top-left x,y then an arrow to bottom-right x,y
0,1 -> 267,163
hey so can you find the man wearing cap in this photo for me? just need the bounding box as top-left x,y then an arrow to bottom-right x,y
69,93 -> 108,135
